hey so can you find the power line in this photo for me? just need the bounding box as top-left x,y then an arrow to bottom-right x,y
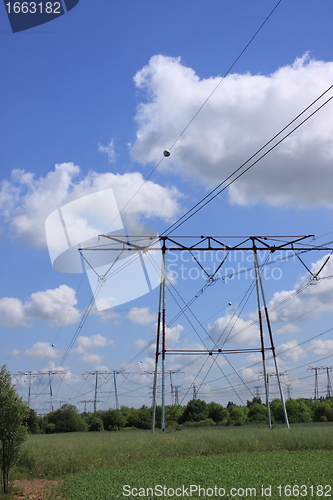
162,86 -> 333,235
102,0 -> 284,235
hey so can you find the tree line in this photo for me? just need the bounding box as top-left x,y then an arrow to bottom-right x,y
28,396 -> 333,434
1,361 -> 333,494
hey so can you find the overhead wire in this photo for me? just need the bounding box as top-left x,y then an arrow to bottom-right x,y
101,0 -> 285,236
162,87 -> 333,235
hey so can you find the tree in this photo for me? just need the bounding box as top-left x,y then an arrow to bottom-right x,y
247,403 -> 267,423
101,409 -> 126,430
0,365 -> 28,494
207,402 -> 228,423
227,405 -> 247,426
166,404 -> 184,424
46,404 -> 86,433
270,399 -> 284,423
179,399 -> 209,423
24,408 -> 40,434
86,413 -> 104,431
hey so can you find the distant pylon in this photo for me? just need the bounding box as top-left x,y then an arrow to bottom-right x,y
174,385 -> 182,405
254,386 -> 261,399
285,382 -> 293,400
321,367 -> 333,398
308,367 -> 320,400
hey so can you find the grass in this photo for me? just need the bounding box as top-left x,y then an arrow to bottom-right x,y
56,449 -> 333,500
17,423 -> 333,478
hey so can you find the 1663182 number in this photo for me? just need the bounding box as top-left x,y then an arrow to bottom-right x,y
5,2 -> 61,14
277,485 -> 332,497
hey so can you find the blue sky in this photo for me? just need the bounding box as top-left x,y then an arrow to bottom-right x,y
1,0 -> 333,415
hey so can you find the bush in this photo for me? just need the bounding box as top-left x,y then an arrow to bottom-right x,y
227,405 -> 247,426
46,404 -> 87,433
86,414 -> 104,432
180,400 -> 209,423
0,365 -> 28,493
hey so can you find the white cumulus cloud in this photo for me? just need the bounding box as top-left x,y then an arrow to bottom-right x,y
208,314 -> 258,347
0,284 -> 80,327
81,353 -> 105,365
0,163 -> 182,247
127,307 -> 156,325
276,339 -> 305,363
268,254 -> 333,324
308,339 -> 333,356
98,138 -> 116,163
75,334 -> 114,354
131,54 -> 333,208
24,342 -> 61,359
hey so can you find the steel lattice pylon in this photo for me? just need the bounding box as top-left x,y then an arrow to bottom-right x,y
79,234 -> 333,432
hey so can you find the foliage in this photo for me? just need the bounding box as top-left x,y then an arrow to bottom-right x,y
57,449 -> 333,500
101,409 -> 126,431
247,402 -> 267,423
207,402 -> 228,423
312,400 -> 332,422
18,423 -> 333,478
24,408 -> 40,434
247,397 -> 262,407
43,404 -> 86,433
165,405 -> 183,424
285,399 -> 312,423
179,399 -> 209,423
34,397 -> 333,433
0,365 -> 28,494
86,413 -> 104,432
227,405 -> 248,426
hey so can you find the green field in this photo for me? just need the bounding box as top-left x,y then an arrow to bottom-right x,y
14,424 -> 333,499
57,450 -> 332,500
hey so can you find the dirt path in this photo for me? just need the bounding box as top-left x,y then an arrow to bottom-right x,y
11,479 -> 60,500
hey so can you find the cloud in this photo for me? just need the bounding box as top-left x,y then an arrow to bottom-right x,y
6,348 -> 21,358
134,338 -> 148,349
268,254 -> 333,324
166,324 -> 184,345
127,307 -> 156,325
25,285 -> 81,325
24,342 -> 61,359
208,314 -> 258,347
98,138 -> 116,163
131,54 -> 333,208
0,284 -> 80,327
0,297 -> 29,327
308,339 -> 333,356
81,353 -> 105,364
276,339 -> 305,363
0,163 -> 182,247
75,334 -> 114,354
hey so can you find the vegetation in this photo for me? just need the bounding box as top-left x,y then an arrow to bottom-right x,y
56,449 -> 333,500
0,365 -> 28,494
17,423 -> 333,477
31,396 -> 333,435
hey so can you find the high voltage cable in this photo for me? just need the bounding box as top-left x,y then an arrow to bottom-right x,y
205,325 -> 333,387
163,87 -> 333,235
102,0 -> 284,234
120,241 -> 332,374
145,253 -> 256,405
